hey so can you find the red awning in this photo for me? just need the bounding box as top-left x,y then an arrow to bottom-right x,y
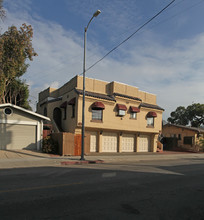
147,111 -> 157,117
92,101 -> 105,110
116,104 -> 127,111
130,106 -> 140,113
60,101 -> 67,108
68,97 -> 76,105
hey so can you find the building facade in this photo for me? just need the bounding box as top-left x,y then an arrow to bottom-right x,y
37,75 -> 164,153
162,123 -> 204,150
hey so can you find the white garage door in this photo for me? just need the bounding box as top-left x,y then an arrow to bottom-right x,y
138,135 -> 150,152
0,124 -> 36,150
90,132 -> 97,152
122,134 -> 135,152
102,132 -> 117,152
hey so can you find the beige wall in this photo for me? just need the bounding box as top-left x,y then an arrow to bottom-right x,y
76,75 -> 157,104
38,75 -> 158,106
61,90 -> 78,133
38,87 -> 57,102
76,95 -> 162,133
38,76 -> 78,103
37,75 -> 163,152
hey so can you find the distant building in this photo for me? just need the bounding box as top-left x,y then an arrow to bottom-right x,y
162,123 -> 204,151
37,75 -> 164,153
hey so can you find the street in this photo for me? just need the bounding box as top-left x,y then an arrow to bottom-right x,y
1,158 -> 204,219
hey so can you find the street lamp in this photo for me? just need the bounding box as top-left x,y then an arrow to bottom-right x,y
81,10 -> 101,160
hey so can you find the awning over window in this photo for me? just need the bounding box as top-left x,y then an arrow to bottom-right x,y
68,97 -> 76,105
130,106 -> 140,113
116,104 -> 127,111
147,111 -> 157,117
60,101 -> 67,108
92,101 -> 105,110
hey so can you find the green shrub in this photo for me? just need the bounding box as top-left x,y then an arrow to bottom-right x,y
42,136 -> 59,154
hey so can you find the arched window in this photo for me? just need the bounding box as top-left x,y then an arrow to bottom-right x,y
129,106 -> 140,119
91,102 -> 105,121
146,112 -> 157,127
116,104 -> 127,116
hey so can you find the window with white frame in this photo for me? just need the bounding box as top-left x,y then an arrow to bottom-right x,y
147,117 -> 154,127
92,109 -> 103,120
118,109 -> 126,116
129,106 -> 140,119
116,104 -> 127,117
130,112 -> 137,119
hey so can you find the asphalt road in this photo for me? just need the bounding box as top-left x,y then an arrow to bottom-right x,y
1,158 -> 204,220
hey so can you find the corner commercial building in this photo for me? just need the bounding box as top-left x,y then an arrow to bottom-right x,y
37,75 -> 164,154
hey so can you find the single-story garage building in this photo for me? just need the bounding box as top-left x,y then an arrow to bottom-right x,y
0,103 -> 50,151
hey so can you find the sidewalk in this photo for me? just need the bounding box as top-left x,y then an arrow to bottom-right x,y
0,149 -> 204,169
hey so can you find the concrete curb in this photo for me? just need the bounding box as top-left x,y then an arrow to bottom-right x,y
61,160 -> 104,165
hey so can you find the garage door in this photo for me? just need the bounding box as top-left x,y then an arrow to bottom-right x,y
102,132 -> 117,152
138,135 -> 150,152
122,134 -> 135,152
90,132 -> 97,152
0,124 -> 36,150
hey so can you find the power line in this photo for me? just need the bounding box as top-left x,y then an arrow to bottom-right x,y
85,0 -> 176,73
25,0 -> 203,82
146,0 -> 204,33
25,0 -> 176,82
25,0 -> 176,81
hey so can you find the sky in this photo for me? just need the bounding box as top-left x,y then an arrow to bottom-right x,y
2,0 -> 204,120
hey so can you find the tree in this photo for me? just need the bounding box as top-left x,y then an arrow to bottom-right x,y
0,23 -> 37,108
5,78 -> 31,110
186,103 -> 204,127
167,106 -> 188,126
168,103 -> 204,127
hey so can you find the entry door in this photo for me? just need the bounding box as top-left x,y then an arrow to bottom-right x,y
90,132 -> 97,152
139,135 -> 150,152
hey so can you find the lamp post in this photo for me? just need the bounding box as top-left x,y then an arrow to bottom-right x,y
81,10 -> 101,161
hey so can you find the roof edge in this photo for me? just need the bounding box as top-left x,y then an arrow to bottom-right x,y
140,103 -> 164,111
164,123 -> 204,133
0,103 -> 50,121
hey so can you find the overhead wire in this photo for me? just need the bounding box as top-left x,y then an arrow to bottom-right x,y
26,0 -> 179,82
27,0 -> 204,83
84,0 -> 176,73
84,0 -> 204,74
26,0 -> 176,82
29,0 -> 204,100
29,0 -> 177,100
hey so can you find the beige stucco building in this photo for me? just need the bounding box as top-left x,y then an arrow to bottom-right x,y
37,75 -> 164,153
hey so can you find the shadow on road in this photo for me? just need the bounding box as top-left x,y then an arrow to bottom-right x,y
1,162 -> 204,220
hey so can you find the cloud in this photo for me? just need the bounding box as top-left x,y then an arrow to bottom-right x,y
2,0 -> 204,119
85,32 -> 204,120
